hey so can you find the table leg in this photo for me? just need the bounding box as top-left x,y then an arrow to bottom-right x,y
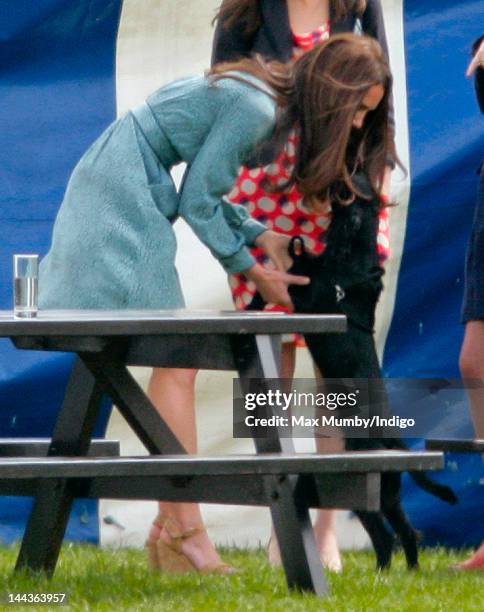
80,351 -> 185,454
16,357 -> 103,574
231,335 -> 328,595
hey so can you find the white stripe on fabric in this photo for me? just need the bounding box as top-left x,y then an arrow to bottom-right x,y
374,0 -> 411,363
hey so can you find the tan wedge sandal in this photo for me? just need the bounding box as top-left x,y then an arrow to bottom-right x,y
155,516 -> 236,575
145,511 -> 167,570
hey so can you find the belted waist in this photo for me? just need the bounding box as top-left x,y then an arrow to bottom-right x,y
130,102 -> 179,169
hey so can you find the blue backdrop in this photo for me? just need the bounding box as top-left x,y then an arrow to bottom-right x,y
382,0 -> 484,545
0,0 -> 483,546
0,0 -> 122,544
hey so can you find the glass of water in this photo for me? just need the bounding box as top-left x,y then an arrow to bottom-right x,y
13,254 -> 39,318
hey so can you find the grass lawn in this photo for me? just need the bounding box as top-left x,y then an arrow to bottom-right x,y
0,545 -> 482,611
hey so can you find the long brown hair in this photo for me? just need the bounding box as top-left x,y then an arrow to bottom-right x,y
214,1 -> 367,36
209,33 -> 396,209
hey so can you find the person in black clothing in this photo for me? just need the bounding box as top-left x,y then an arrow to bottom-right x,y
455,34 -> 484,571
212,0 -> 395,174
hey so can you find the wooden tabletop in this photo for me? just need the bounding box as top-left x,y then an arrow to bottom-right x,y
0,309 -> 346,336
0,450 -> 444,478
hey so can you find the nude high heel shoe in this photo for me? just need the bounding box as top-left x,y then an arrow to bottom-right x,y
155,516 -> 236,575
145,511 -> 167,570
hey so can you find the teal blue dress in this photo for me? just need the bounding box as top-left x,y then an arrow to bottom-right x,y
39,74 -> 276,309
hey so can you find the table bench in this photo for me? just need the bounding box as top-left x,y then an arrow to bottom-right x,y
426,439 -> 484,453
0,451 -> 443,508
0,309 -> 445,596
0,438 -> 120,458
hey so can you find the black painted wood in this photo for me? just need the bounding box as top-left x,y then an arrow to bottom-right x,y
0,451 -> 444,479
126,334 -> 238,369
16,358 -> 104,574
296,472 -> 381,512
13,336 -> 109,353
80,351 -> 185,455
0,439 -> 119,457
426,439 -> 484,453
231,333 -> 327,595
0,310 -> 347,337
0,472 -> 380,510
15,479 -> 78,575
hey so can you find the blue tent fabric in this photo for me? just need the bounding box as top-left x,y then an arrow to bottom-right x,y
0,0 -> 483,546
382,0 -> 484,545
383,1 -> 484,378
0,0 -> 122,544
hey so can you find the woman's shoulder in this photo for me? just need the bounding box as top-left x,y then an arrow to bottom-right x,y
363,0 -> 383,10
210,72 -> 277,119
149,75 -> 205,100
361,0 -> 384,20
149,73 -> 274,113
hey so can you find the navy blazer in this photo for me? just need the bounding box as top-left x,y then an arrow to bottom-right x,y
473,36 -> 484,113
212,0 -> 395,146
477,68 -> 484,113
212,0 -> 390,65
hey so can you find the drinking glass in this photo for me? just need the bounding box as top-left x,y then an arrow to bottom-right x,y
13,254 -> 39,318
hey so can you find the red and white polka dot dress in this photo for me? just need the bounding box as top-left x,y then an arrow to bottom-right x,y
227,22 -> 391,329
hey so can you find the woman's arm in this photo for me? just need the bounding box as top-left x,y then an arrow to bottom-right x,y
467,36 -> 484,113
178,84 -> 308,306
476,66 -> 484,113
178,85 -> 276,273
361,0 -> 396,172
361,0 -> 390,62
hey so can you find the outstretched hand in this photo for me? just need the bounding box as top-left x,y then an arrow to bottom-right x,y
254,230 -> 293,272
244,262 -> 309,310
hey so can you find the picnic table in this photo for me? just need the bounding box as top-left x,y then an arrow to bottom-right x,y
0,309 -> 445,596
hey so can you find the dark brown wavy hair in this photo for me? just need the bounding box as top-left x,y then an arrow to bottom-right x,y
214,0 -> 367,35
208,33 -> 397,209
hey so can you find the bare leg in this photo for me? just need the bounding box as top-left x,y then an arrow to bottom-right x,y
454,541 -> 484,570
146,367 -> 227,571
459,320 -> 484,437
455,320 -> 484,570
313,438 -> 343,572
280,340 -> 297,383
313,364 -> 343,572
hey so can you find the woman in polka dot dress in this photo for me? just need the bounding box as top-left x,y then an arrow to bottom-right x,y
213,0 -> 395,572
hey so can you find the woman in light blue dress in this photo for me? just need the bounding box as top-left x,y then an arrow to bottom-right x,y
40,34 -> 394,574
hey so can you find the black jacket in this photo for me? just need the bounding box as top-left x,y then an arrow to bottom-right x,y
477,68 -> 484,113
212,0 -> 395,147
212,0 -> 390,65
473,36 -> 484,113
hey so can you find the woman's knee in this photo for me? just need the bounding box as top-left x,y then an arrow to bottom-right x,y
150,367 -> 198,387
459,351 -> 483,380
459,321 -> 484,379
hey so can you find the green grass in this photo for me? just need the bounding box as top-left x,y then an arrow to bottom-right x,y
0,545 -> 482,612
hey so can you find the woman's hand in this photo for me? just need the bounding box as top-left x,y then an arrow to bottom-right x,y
244,262 -> 309,310
254,230 -> 293,271
380,165 -> 392,201
466,38 -> 484,77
